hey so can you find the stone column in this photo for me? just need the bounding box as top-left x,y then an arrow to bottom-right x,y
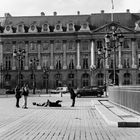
0,42 -> 3,65
24,41 -> 28,70
118,43 -> 122,69
131,38 -> 137,68
63,40 -> 67,69
50,40 -> 54,69
37,41 -> 41,70
90,40 -> 96,68
12,42 -> 16,70
105,42 -> 109,68
76,40 -> 81,69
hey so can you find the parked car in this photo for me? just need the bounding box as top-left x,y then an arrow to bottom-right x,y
5,89 -> 15,94
76,86 -> 104,97
50,87 -> 69,94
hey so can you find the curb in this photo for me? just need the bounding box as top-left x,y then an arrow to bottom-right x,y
91,100 -> 140,127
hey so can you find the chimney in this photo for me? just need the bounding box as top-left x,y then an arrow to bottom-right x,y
4,13 -> 12,17
53,11 -> 57,16
41,12 -> 45,16
77,11 -> 80,15
126,9 -> 130,13
101,10 -> 104,14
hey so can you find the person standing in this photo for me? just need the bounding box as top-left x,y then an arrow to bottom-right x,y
68,86 -> 76,107
15,85 -> 21,108
22,84 -> 29,109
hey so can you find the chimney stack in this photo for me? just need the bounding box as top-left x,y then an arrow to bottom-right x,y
77,11 -> 80,15
126,9 -> 130,13
101,10 -> 104,14
41,12 -> 45,16
53,11 -> 57,16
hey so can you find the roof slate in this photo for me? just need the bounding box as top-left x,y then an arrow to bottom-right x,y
1,12 -> 140,29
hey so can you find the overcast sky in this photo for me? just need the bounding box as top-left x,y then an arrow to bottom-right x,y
0,0 -> 140,17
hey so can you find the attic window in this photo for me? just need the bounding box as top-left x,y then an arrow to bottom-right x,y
69,23 -> 73,31
4,25 -> 13,33
66,22 -> 75,32
79,23 -> 90,32
42,23 -> 50,32
83,23 -> 87,29
31,25 -> 35,31
43,24 -> 48,31
18,25 -> 22,32
6,26 -> 10,31
56,25 -> 60,30
54,23 -> 62,32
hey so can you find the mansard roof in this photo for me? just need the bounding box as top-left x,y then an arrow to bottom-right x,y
1,12 -> 140,30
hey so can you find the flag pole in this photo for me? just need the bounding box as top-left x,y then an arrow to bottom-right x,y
111,0 -> 114,22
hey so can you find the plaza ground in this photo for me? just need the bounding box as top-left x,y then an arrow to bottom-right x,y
0,93 -> 140,140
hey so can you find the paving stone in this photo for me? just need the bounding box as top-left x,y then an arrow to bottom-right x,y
0,96 -> 139,139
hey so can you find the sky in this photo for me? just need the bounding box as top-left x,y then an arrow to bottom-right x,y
0,0 -> 140,17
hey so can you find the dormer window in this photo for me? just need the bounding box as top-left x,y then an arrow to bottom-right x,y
83,23 -> 87,29
6,26 -> 10,31
54,23 -> 62,32
16,24 -> 25,33
4,25 -> 13,33
29,24 -> 37,33
79,22 -> 90,32
41,23 -> 50,32
31,25 -> 35,31
67,22 -> 75,32
56,25 -> 60,30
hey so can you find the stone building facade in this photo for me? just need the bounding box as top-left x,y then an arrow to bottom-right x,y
0,11 -> 140,89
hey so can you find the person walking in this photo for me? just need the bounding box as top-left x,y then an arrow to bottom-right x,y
68,85 -> 76,107
15,85 -> 21,108
22,84 -> 29,109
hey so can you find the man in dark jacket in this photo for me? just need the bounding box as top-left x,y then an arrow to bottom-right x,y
68,86 -> 76,107
15,85 -> 21,108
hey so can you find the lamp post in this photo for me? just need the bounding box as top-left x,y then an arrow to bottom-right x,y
13,49 -> 26,87
97,45 -> 111,96
0,64 -> 3,88
30,58 -> 39,94
43,66 -> 49,94
105,31 -> 124,85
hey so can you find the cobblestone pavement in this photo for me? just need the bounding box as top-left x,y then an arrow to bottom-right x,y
0,94 -> 140,140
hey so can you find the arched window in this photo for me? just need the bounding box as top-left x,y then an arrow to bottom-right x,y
123,73 -> 131,85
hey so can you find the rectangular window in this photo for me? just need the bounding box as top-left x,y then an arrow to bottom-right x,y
124,40 -> 130,49
97,41 -> 103,49
83,58 -> 88,69
138,58 -> 140,67
82,41 -> 89,51
123,58 -> 130,68
5,56 -> 11,70
138,40 -> 140,49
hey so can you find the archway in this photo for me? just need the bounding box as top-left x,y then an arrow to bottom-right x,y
109,73 -> 119,85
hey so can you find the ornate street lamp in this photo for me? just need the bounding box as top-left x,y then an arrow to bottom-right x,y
0,64 -> 3,88
105,31 -> 124,85
43,66 -> 50,94
13,48 -> 26,87
97,44 -> 111,97
30,58 -> 39,94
